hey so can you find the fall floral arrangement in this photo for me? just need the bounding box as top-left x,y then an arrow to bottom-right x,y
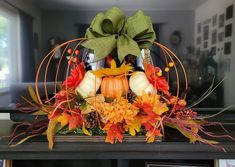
8,7 -> 235,151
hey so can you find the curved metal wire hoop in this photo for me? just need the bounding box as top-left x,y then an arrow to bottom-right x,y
34,39 -> 188,112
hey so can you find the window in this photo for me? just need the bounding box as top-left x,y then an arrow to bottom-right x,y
0,3 -> 20,92
0,15 -> 10,89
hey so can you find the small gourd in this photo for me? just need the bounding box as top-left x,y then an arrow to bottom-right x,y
129,72 -> 156,96
76,71 -> 101,98
101,76 -> 129,99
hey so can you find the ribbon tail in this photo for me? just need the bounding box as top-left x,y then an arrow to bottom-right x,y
117,34 -> 141,62
82,35 -> 117,61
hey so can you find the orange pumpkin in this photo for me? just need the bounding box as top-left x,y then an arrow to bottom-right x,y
101,76 -> 129,98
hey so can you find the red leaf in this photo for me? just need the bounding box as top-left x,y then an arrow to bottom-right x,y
62,63 -> 85,88
144,63 -> 170,95
149,76 -> 170,96
104,123 -> 124,144
68,113 -> 83,130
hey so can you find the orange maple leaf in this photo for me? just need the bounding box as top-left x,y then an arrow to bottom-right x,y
143,63 -> 170,96
103,123 -> 124,144
68,113 -> 83,130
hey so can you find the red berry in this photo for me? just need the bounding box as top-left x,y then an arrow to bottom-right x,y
68,60 -> 72,65
73,57 -> 78,63
178,99 -> 187,106
67,49 -> 73,54
169,96 -> 177,104
75,50 -> 80,55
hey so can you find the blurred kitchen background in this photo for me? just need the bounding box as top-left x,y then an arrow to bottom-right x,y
0,0 -> 235,119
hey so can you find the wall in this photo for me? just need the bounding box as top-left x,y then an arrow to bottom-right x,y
195,0 -> 235,106
41,10 -> 195,59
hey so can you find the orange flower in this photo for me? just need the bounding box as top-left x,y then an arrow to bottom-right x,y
94,97 -> 139,124
62,63 -> 85,88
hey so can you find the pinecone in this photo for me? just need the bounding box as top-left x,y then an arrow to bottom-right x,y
84,112 -> 99,129
127,90 -> 137,103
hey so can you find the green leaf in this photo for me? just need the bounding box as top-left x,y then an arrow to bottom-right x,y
28,85 -> 39,104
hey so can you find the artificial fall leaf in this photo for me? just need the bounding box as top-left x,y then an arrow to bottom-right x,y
82,123 -> 92,136
146,129 -> 162,143
165,119 -> 210,144
62,63 -> 85,88
143,63 -> 170,95
80,104 -> 95,115
57,112 -> 70,127
28,85 -> 39,103
32,110 -> 47,115
103,123 -> 124,144
85,94 -> 105,104
47,116 -> 59,150
150,76 -> 170,96
134,92 -> 168,116
68,113 -> 83,130
81,94 -> 105,114
125,119 -> 141,136
92,60 -> 133,78
147,135 -> 155,143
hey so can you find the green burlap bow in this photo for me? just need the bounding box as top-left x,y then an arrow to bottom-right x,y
82,7 -> 156,62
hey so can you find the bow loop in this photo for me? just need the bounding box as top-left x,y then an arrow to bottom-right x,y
124,10 -> 149,39
102,7 -> 125,34
88,12 -> 107,37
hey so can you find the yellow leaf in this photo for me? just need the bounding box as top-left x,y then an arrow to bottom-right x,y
190,127 -> 199,143
85,94 -> 105,104
47,117 -> 59,150
28,85 -> 39,103
80,105 -> 95,114
110,59 -> 116,69
129,127 -> 136,136
126,119 -> 141,136
82,123 -> 92,136
165,121 -> 201,144
9,134 -> 42,147
92,60 -> 133,78
147,136 -> 155,143
32,110 -> 47,115
57,113 -> 70,127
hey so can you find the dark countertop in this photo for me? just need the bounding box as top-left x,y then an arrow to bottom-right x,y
1,119 -> 235,160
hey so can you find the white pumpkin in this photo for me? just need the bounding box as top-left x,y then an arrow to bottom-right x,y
129,72 -> 156,96
76,71 -> 101,98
